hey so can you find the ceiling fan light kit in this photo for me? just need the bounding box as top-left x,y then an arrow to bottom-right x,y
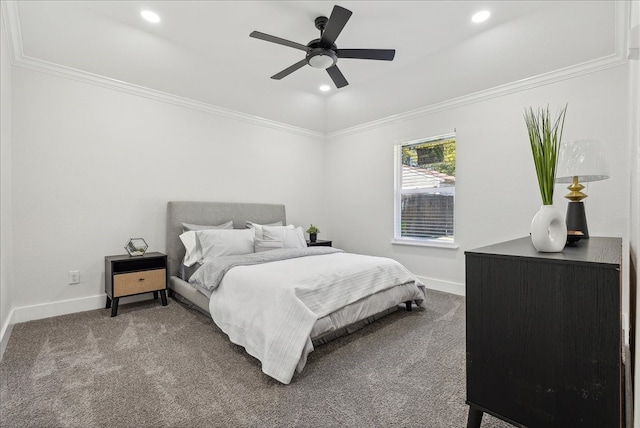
250,5 -> 396,89
308,49 -> 337,69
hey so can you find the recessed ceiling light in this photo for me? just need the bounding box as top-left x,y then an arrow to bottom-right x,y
319,85 -> 331,92
471,10 -> 490,23
141,10 -> 161,23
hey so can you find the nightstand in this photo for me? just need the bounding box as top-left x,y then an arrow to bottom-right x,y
105,252 -> 168,317
307,239 -> 332,247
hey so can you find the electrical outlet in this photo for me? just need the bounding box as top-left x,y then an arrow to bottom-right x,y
68,270 -> 80,284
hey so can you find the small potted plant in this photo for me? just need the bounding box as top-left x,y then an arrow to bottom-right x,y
306,224 -> 320,242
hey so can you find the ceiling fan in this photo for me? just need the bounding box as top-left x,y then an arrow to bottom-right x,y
250,5 -> 395,89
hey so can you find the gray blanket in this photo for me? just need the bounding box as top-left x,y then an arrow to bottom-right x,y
189,247 -> 343,292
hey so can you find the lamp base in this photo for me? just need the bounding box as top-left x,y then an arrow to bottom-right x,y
565,201 -> 589,239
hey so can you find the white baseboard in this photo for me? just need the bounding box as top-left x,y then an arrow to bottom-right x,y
622,312 -> 630,345
11,293 -> 156,324
0,293 -> 158,360
0,310 -> 15,360
12,294 -> 107,324
417,276 -> 465,296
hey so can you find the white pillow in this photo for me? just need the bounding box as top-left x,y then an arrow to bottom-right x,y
197,228 -> 256,260
246,221 -> 284,239
254,237 -> 284,252
179,231 -> 200,267
179,221 -> 234,267
262,225 -> 307,249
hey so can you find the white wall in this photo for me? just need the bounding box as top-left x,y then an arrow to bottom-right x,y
631,54 -> 640,427
325,65 -> 630,298
8,67 -> 327,321
630,1 -> 640,426
0,6 -> 14,354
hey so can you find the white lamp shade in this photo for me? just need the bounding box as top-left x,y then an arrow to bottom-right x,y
556,138 -> 610,183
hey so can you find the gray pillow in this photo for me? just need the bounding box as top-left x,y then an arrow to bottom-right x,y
182,221 -> 233,232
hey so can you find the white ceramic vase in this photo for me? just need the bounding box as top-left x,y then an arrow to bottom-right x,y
530,205 -> 567,252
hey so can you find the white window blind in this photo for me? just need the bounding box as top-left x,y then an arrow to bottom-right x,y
394,133 -> 456,244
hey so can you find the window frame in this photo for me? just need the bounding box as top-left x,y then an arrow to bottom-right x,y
392,132 -> 458,249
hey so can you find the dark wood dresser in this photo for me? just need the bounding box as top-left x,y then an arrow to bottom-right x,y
465,236 -> 623,427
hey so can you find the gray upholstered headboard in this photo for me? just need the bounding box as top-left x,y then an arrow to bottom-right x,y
166,201 -> 286,278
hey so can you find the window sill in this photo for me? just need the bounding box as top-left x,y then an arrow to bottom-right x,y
391,238 -> 459,250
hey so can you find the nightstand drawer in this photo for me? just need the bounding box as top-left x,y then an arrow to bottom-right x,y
114,268 -> 166,297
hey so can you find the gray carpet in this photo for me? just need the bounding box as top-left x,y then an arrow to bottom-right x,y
0,290 -> 511,427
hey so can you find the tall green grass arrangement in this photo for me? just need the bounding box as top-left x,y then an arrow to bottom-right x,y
524,104 -> 567,205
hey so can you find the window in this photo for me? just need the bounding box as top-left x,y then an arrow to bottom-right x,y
394,133 -> 456,246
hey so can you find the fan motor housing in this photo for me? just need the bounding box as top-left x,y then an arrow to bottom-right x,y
306,38 -> 338,69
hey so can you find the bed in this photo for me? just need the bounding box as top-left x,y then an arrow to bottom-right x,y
166,201 -> 426,384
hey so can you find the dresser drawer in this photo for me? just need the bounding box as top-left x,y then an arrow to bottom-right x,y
113,268 -> 166,297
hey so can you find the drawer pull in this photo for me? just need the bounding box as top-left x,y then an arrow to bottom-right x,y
138,278 -> 145,281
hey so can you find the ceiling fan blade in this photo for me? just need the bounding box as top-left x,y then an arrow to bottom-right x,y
320,6 -> 352,46
326,65 -> 348,88
250,31 -> 310,52
337,49 -> 396,61
271,59 -> 308,80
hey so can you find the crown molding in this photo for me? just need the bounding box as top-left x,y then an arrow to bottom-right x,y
328,0 -> 631,138
13,54 -> 326,140
2,1 -> 631,140
328,54 -> 628,139
1,0 -> 22,62
0,1 -> 325,141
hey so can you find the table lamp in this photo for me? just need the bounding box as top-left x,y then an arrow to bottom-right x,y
555,138 -> 609,238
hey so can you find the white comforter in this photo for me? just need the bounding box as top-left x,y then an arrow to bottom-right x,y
195,249 -> 425,384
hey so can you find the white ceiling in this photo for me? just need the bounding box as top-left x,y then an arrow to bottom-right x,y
9,1 -> 620,134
